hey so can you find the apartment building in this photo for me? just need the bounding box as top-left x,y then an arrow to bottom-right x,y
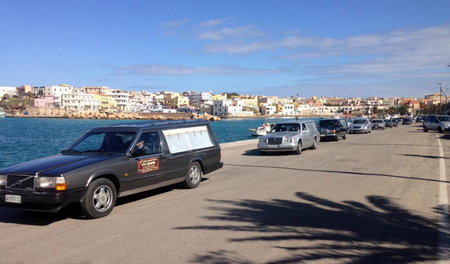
61,93 -> 99,111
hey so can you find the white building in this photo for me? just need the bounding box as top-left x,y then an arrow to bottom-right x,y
106,90 -> 131,112
0,86 -> 18,98
32,85 -> 74,98
61,93 -> 99,111
213,99 -> 245,117
187,91 -> 212,106
260,105 -> 276,115
281,104 -> 295,115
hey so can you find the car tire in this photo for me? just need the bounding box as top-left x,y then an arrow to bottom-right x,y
343,133 -> 347,140
183,162 -> 202,189
80,178 -> 117,219
335,135 -> 339,141
295,141 -> 302,155
423,126 -> 428,132
438,127 -> 443,133
311,138 -> 318,149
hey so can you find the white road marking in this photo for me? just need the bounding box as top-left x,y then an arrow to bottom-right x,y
437,135 -> 450,263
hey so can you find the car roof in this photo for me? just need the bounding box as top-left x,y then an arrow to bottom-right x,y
89,119 -> 210,133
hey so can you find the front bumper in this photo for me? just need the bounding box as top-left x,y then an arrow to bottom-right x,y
320,132 -> 338,138
258,142 -> 297,152
0,187 -> 86,212
349,128 -> 368,133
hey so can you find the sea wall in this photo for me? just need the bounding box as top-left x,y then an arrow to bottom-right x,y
12,107 -> 221,121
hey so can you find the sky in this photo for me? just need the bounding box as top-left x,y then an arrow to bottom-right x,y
1,0 -> 450,98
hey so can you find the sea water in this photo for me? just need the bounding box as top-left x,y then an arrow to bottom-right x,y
0,117 -> 312,168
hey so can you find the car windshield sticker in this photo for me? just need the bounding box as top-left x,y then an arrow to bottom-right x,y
138,157 -> 160,174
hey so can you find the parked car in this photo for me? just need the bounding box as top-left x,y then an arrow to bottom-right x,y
349,118 -> 372,134
257,120 -> 319,155
0,120 -> 223,218
384,119 -> 394,128
318,118 -> 348,141
423,115 -> 450,133
371,119 -> 386,130
402,118 -> 412,125
392,119 -> 399,127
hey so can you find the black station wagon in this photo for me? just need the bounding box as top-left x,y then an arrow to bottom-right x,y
0,120 -> 223,218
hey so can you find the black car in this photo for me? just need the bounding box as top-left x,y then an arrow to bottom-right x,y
384,119 -> 394,128
318,119 -> 348,141
402,118 -> 412,125
0,120 -> 223,218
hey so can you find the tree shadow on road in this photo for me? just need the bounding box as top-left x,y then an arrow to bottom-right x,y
180,193 -> 444,263
224,163 -> 449,184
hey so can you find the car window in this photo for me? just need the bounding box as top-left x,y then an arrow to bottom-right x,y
271,123 -> 300,132
306,123 -> 316,132
353,119 -> 368,124
319,120 -> 339,127
133,132 -> 162,157
302,123 -> 307,131
72,132 -> 135,154
438,116 -> 450,122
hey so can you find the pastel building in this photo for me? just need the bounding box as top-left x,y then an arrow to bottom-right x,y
61,93 -> 99,111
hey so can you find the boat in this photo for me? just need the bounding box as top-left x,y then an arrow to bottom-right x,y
249,122 -> 275,136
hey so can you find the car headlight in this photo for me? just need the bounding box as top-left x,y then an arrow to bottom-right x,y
35,176 -> 67,191
283,137 -> 294,143
330,129 -> 336,133
259,138 -> 266,144
0,175 -> 6,186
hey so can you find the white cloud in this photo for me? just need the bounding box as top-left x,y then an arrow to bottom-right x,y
116,64 -> 281,75
203,41 -> 275,54
198,26 -> 264,40
161,19 -> 189,28
198,18 -> 227,28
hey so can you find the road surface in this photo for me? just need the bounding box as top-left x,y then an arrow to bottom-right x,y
0,124 -> 449,264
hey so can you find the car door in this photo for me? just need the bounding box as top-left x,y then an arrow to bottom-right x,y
301,123 -> 312,147
124,131 -> 167,191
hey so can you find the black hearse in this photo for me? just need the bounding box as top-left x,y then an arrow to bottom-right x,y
0,120 -> 222,218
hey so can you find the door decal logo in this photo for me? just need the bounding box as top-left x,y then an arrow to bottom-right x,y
138,157 -> 160,174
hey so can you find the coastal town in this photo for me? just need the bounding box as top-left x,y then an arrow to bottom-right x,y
0,84 -> 448,120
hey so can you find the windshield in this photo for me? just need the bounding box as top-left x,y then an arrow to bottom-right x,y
271,123 -> 300,132
353,119 -> 368,124
319,120 -> 339,127
438,116 -> 450,121
69,132 -> 136,154
384,120 -> 392,122
372,120 -> 383,123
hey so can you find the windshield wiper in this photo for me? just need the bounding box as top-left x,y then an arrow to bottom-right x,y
82,149 -> 114,154
61,149 -> 81,154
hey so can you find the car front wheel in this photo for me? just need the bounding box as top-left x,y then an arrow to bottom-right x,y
80,178 -> 117,219
295,141 -> 302,155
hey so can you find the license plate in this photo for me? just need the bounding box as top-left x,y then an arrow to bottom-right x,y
5,195 -> 21,204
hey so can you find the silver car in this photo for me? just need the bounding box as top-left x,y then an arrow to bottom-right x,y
423,115 -> 450,133
371,119 -> 385,130
257,120 -> 320,155
349,118 -> 372,134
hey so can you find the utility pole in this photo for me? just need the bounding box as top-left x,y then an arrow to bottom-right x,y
437,82 -> 449,114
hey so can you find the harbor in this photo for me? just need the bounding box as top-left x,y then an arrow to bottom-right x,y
0,124 -> 448,263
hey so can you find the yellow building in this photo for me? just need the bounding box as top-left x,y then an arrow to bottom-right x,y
94,95 -> 118,112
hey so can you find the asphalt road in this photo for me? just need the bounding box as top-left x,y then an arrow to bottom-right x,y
0,124 -> 449,264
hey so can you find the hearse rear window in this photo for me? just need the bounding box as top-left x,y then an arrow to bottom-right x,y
162,126 -> 214,154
